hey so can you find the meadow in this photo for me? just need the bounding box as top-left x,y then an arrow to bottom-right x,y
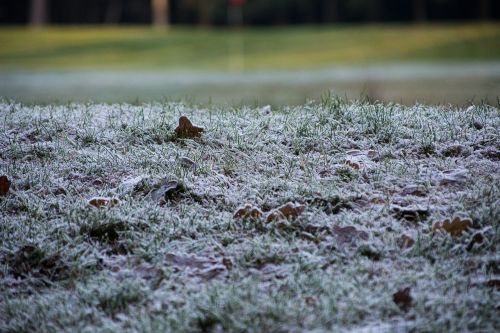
0,23 -> 499,105
0,24 -> 499,70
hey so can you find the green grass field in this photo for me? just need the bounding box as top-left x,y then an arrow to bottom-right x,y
0,23 -> 499,70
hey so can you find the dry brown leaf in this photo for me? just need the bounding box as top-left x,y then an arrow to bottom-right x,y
344,160 -> 360,170
233,204 -> 263,219
174,116 -> 204,138
151,179 -> 181,202
401,184 -> 427,196
393,287 -> 413,311
433,217 -> 472,236
439,169 -> 468,186
396,234 -> 415,249
266,202 -> 305,222
0,175 -> 11,196
165,252 -> 227,280
304,296 -> 317,306
104,255 -> 161,281
391,204 -> 429,222
88,197 -> 121,208
486,279 -> 500,288
332,225 -> 368,244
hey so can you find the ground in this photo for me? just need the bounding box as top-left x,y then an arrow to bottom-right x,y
0,98 -> 499,332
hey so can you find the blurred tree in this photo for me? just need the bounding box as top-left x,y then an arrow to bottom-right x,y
106,0 -> 122,24
370,0 -> 382,21
152,0 -> 169,26
322,0 -> 339,23
30,0 -> 48,26
180,0 -> 218,26
413,0 -> 427,21
479,0 -> 491,20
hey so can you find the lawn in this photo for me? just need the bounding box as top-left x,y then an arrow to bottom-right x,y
0,23 -> 499,70
0,98 -> 499,332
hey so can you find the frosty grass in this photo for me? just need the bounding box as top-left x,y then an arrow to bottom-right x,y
0,97 -> 499,332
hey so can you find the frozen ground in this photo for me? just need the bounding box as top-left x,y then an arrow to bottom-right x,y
1,62 -> 500,105
0,98 -> 499,332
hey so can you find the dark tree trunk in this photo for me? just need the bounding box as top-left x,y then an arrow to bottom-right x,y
106,0 -> 123,24
479,0 -> 491,20
368,0 -> 382,22
413,0 -> 427,22
198,0 -> 216,27
30,0 -> 48,26
322,0 -> 338,23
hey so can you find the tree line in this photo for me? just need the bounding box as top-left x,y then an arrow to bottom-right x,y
1,0 -> 497,26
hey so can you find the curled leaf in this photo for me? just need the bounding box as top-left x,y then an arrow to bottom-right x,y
439,169 -> 468,186
401,184 -> 427,196
393,287 -> 413,311
266,202 -> 305,222
165,252 -> 227,280
88,197 -> 121,208
391,204 -> 429,222
433,217 -> 472,236
233,204 -> 263,219
175,116 -> 204,139
118,176 -> 144,194
486,279 -> 500,288
344,160 -> 360,170
179,156 -> 196,169
396,234 -> 415,249
332,225 -> 368,244
151,179 -> 181,202
0,175 -> 11,196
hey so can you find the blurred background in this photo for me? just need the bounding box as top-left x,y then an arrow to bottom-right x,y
0,0 -> 499,105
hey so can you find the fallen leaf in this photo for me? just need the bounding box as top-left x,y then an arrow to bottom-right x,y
332,225 -> 368,244
233,204 -> 263,219
104,255 -> 161,281
391,204 -> 429,222
118,176 -> 144,194
304,296 -> 317,306
249,263 -> 292,281
165,253 -> 227,280
0,175 -> 11,196
393,287 -> 413,311
174,116 -> 204,138
151,179 -> 184,203
179,156 -> 196,169
486,279 -> 500,288
439,169 -> 468,185
346,149 -> 363,156
88,197 -> 121,208
433,217 -> 472,236
346,149 -> 377,159
266,202 -> 305,222
345,160 -> 360,170
396,234 -> 415,249
401,184 -> 427,196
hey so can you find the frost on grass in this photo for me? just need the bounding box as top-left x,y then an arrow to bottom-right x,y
0,98 -> 499,332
